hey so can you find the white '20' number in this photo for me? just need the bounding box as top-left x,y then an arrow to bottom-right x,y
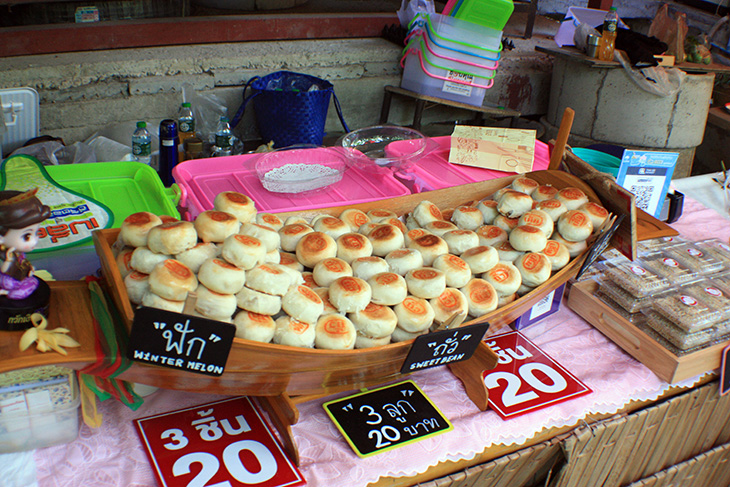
368,425 -> 401,448
171,439 -> 277,486
484,363 -> 567,407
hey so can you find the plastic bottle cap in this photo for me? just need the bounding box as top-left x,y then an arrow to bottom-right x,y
609,6 -> 617,11
137,121 -> 146,128
182,102 -> 191,108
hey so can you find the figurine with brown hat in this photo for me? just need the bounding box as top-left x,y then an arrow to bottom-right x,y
0,188 -> 51,331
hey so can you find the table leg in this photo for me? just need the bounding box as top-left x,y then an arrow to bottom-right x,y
413,99 -> 426,131
379,90 -> 393,125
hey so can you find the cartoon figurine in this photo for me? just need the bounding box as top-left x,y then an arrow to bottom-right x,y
0,188 -> 51,331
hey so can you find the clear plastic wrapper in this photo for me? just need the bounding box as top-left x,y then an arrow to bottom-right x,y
650,287 -> 725,332
595,291 -> 646,324
644,310 -> 722,350
642,251 -> 700,286
683,278 -> 730,320
695,238 -> 730,269
597,278 -> 653,313
666,243 -> 724,275
637,235 -> 687,255
602,258 -> 672,298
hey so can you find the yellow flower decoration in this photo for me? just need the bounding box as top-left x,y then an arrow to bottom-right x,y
19,313 -> 80,355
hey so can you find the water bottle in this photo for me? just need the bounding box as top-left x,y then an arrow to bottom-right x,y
132,121 -> 151,165
178,102 -> 195,138
213,116 -> 233,157
158,119 -> 179,186
597,7 -> 619,62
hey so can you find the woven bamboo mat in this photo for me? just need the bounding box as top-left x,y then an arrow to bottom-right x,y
626,441 -> 730,487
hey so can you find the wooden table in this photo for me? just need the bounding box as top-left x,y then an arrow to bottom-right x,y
379,85 -> 521,131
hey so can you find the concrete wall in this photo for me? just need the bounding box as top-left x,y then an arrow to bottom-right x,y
0,36 -> 553,154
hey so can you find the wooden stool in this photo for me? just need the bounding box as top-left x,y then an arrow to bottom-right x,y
379,85 -> 521,131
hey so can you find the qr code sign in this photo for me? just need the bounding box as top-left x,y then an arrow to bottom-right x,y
630,184 -> 654,210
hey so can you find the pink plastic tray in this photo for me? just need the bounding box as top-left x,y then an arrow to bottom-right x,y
387,136 -> 550,193
173,152 -> 411,220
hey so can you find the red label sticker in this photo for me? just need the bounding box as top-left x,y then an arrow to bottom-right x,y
135,397 -> 305,487
483,331 -> 592,419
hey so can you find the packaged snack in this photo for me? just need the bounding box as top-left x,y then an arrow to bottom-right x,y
597,278 -> 653,313
637,235 -> 687,255
602,258 -> 672,298
695,238 -> 730,269
643,251 -> 700,286
644,310 -> 721,350
651,287 -> 725,333
684,278 -> 730,320
666,243 -> 724,275
596,291 -> 646,324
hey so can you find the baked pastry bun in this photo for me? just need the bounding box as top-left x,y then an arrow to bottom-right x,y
476,199 -> 499,224
336,232 -> 373,264
476,225 -> 509,248
195,284 -> 237,321
279,223 -> 314,252
492,214 -> 520,233
296,231 -> 337,268
405,228 -> 432,247
518,209 -> 554,237
148,259 -> 198,301
368,223 -> 405,257
482,261 -> 522,296
328,276 -> 372,313
274,316 -> 316,348
430,288 -> 468,327
351,256 -> 390,281
282,285 -> 325,324
124,271 -> 149,305
368,271 -> 408,306
542,240 -> 571,271
551,233 -> 588,258
235,285 -> 282,316
405,267 -> 447,299
423,220 -> 458,237
246,263 -> 294,296
497,190 -> 533,218
451,205 -> 484,231
407,234 -> 449,266
358,222 -> 381,235
313,216 -> 351,240
367,208 -> 398,223
214,191 -> 257,224
509,225 -> 548,253
514,252 -> 552,287
278,251 -> 304,272
394,296 -> 435,333
301,271 -> 317,288
116,247 -> 135,279
130,246 -> 170,275
557,210 -> 593,242
284,215 -> 308,226
412,200 -> 443,227
175,242 -> 220,274
442,229 -> 479,255
510,176 -> 539,195
460,278 -> 498,316
349,302 -> 398,338
239,223 -> 280,252
532,185 -> 559,202
197,257 -> 247,294
233,311 -> 276,343
461,245 -> 499,274
391,326 -> 429,342
495,241 -> 524,263
141,291 -> 185,313
432,253 -> 472,288
120,212 -> 162,248
579,202 -> 609,233
221,234 -> 267,270
339,208 -> 371,231
536,199 -> 568,221
355,333 -> 392,348
255,213 -> 284,231
313,287 -> 339,315
314,314 -> 357,350
313,257 -> 353,287
555,187 -> 589,210
384,217 -> 407,234
194,210 -> 240,243
147,221 -> 198,255
385,248 -> 423,276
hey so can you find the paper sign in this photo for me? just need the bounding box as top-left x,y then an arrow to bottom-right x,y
483,331 -> 592,419
449,126 -> 536,174
616,150 -> 678,219
324,380 -> 452,457
135,397 -> 305,487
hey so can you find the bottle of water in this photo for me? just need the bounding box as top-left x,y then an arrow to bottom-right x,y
214,116 -> 233,157
178,102 -> 195,138
597,7 -> 619,61
132,121 -> 151,165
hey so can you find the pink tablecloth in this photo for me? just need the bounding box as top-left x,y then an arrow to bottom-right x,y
28,197 -> 730,487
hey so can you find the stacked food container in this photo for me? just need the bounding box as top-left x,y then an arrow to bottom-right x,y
400,10 -> 507,107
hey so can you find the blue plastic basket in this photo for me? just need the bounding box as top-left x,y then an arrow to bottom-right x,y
231,71 -> 349,148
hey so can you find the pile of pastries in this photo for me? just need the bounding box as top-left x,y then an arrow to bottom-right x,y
112,176 -> 606,350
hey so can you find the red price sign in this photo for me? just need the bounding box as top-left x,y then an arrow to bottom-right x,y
134,397 -> 305,487
483,331 -> 592,419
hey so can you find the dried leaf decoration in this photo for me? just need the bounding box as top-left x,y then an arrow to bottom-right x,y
19,313 -> 80,355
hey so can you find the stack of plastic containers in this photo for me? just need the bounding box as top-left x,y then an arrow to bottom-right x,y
400,12 -> 504,107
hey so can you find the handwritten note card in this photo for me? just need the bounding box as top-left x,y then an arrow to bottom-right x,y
449,126 -> 536,173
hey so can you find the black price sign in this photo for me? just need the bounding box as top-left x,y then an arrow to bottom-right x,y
400,321 -> 490,374
324,380 -> 452,457
576,214 -> 625,281
721,344 -> 730,397
127,307 -> 236,376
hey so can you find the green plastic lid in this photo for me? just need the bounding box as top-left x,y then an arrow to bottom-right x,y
136,121 -> 146,128
182,102 -> 191,107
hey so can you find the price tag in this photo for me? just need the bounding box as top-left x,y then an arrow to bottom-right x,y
134,397 -> 305,487
400,321 -> 490,374
721,344 -> 730,397
324,380 -> 452,458
575,213 -> 625,280
483,331 -> 592,419
127,307 -> 236,377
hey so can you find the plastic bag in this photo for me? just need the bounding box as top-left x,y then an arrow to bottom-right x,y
9,140 -> 96,165
616,50 -> 686,97
574,22 -> 601,53
397,0 -> 435,28
182,83 -> 228,145
648,4 -> 688,63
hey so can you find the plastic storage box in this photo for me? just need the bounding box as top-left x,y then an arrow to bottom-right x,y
0,366 -> 80,453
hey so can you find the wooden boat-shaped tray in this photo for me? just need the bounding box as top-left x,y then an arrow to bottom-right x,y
93,169 -> 613,398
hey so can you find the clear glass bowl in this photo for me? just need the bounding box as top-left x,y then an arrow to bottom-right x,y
336,125 -> 429,171
255,145 -> 346,194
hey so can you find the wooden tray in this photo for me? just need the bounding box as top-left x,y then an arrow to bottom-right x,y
567,280 -> 726,384
93,170 -> 618,398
